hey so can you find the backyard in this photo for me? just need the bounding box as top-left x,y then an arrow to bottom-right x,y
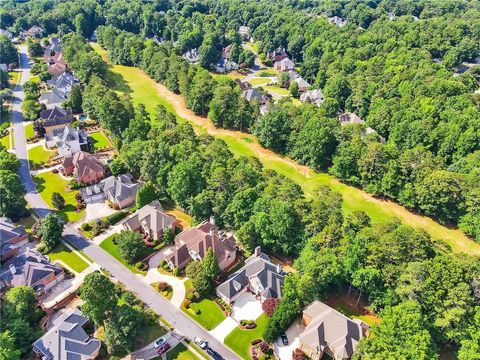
224,313 -> 269,360
90,131 -> 111,151
32,171 -> 85,222
47,242 -> 89,273
181,280 -> 226,330
1,133 -> 9,148
91,43 -> 480,256
28,144 -> 56,168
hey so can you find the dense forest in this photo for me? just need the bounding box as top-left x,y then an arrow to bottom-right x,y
3,0 -> 478,241
2,0 -> 480,358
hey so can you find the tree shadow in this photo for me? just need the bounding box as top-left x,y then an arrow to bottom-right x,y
105,66 -> 132,94
33,175 -> 46,192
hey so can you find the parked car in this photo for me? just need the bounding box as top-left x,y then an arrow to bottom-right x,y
154,337 -> 167,348
207,348 -> 224,360
194,337 -> 208,349
157,343 -> 171,355
281,333 -> 288,345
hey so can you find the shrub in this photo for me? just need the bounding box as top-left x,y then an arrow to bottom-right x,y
70,180 -> 86,190
259,342 -> 269,353
159,259 -> 166,267
157,282 -> 169,292
36,244 -> 47,254
292,349 -> 307,360
186,292 -> 195,301
81,223 -> 92,231
51,192 -> 65,210
183,299 -> 191,309
172,267 -> 180,276
262,297 -> 281,317
52,168 -> 59,174
135,261 -> 144,270
106,211 -> 127,225
251,339 -> 262,346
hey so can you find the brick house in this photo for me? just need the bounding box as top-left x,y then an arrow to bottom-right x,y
0,217 -> 28,262
61,151 -> 105,184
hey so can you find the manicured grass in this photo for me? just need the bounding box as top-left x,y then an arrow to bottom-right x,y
47,242 -> 89,273
93,43 -> 480,256
182,280 -> 226,330
166,343 -> 199,360
1,134 -> 9,149
224,313 -> 269,360
264,85 -> 290,96
90,131 -> 111,151
332,303 -> 380,327
28,144 -> 56,168
248,77 -> 271,86
134,323 -> 167,350
9,71 -> 20,87
25,123 -> 35,139
32,171 -> 85,222
99,234 -> 148,274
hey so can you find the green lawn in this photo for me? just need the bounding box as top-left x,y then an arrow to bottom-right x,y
90,131 -> 111,151
99,234 -> 147,274
248,77 -> 271,86
264,85 -> 290,96
166,344 -> 199,360
92,43 -> 480,257
224,314 -> 269,360
134,323 -> 167,350
182,280 -> 226,330
25,123 -> 35,139
1,134 -> 9,149
28,144 -> 56,168
47,242 -> 89,273
32,171 -> 85,222
9,71 -> 20,87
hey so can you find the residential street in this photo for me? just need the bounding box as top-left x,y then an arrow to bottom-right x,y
13,45 -> 239,360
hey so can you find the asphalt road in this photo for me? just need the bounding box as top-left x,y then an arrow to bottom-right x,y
13,45 -> 240,360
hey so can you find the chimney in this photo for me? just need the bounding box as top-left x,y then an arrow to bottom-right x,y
209,227 -> 215,238
209,216 -> 215,226
254,246 -> 261,257
9,264 -> 16,275
276,263 -> 282,274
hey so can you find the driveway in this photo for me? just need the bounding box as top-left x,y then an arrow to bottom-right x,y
143,267 -> 187,308
128,332 -> 181,360
209,317 -> 238,343
274,319 -> 304,360
84,201 -> 117,223
148,245 -> 175,268
231,292 -> 263,321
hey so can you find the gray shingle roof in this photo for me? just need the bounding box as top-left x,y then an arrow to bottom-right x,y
122,200 -> 177,234
81,174 -> 140,203
33,308 -> 101,360
0,217 -> 27,244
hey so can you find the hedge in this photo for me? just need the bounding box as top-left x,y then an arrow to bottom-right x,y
106,211 -> 127,225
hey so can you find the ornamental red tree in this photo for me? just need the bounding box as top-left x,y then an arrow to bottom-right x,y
262,297 -> 281,317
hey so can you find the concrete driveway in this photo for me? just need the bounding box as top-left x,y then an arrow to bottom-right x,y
83,201 -> 117,223
148,245 -> 175,268
231,292 -> 263,321
209,317 -> 238,343
274,319 -> 304,360
128,332 -> 181,360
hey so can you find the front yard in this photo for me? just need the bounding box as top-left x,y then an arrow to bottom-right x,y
224,313 -> 269,360
99,234 -> 154,275
166,343 -> 198,360
181,279 -> 226,330
28,144 -> 56,168
47,242 -> 89,273
33,171 -> 85,222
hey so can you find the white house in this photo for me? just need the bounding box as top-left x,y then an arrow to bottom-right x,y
300,89 -> 324,107
274,57 -> 295,71
45,125 -> 89,157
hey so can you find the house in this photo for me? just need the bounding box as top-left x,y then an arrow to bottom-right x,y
47,57 -> 67,78
62,151 -> 105,184
328,16 -> 347,28
33,308 -> 101,360
274,57 -> 295,71
20,25 -> 45,38
222,44 -> 233,60
294,77 -> 311,92
338,113 -> 385,143
235,79 -> 252,91
182,48 -> 200,64
0,249 -> 64,296
0,29 -> 12,39
39,107 -> 73,136
242,88 -> 268,105
44,42 -> 62,64
153,35 -> 164,44
214,58 -> 239,73
45,125 -> 89,157
47,72 -> 79,96
80,174 -> 141,209
165,217 -> 236,271
38,90 -> 67,109
121,200 -> 179,242
216,246 -> 284,305
300,89 -> 324,107
238,26 -> 251,40
298,301 -> 369,360
268,47 -> 288,62
0,217 -> 28,262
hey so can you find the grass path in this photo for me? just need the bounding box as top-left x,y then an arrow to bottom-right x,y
92,45 -> 480,256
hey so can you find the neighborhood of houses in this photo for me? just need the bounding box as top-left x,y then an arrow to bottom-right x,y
0,24 -> 377,360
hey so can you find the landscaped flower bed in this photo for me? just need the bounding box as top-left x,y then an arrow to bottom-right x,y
239,319 -> 257,330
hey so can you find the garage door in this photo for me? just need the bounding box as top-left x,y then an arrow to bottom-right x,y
85,194 -> 105,203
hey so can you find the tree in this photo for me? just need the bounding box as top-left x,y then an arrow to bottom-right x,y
198,35 -> 219,68
116,230 -> 148,264
65,84 -> 83,113
104,304 -> 143,355
37,214 -> 64,251
5,286 -> 37,321
353,301 -> 438,360
51,192 -> 65,210
0,35 -> 17,64
27,41 -> 43,57
21,100 -> 42,121
136,181 -> 157,208
0,170 -> 27,220
458,308 -> 480,360
186,248 -> 220,296
186,69 -> 216,116
289,81 -> 299,98
202,247 -> 220,280
262,297 -> 281,317
79,271 -> 118,325
0,332 -> 21,360
255,107 -> 292,154
162,228 -> 174,244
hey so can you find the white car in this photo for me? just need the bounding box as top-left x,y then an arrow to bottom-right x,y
154,337 -> 167,348
194,337 -> 208,349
